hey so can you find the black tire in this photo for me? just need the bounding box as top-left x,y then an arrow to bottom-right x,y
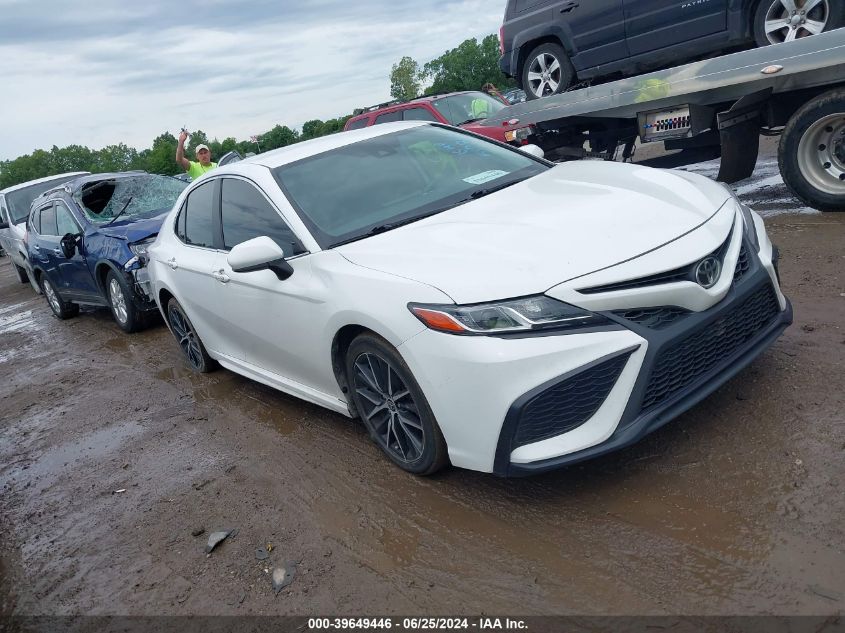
778,88 -> 845,212
753,0 -> 844,47
166,298 -> 216,373
40,274 -> 79,320
520,42 -> 575,101
10,258 -> 29,284
105,269 -> 143,333
345,333 -> 448,475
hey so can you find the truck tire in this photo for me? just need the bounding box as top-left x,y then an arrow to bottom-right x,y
779,88 -> 845,212
753,0 -> 844,47
521,42 -> 575,101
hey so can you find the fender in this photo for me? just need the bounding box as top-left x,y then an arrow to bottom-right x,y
94,258 -> 155,311
512,24 -> 577,84
728,0 -> 759,40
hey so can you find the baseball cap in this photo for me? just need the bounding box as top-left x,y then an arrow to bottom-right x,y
195,144 -> 210,154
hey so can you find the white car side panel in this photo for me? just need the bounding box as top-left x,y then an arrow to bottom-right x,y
399,328 -> 645,473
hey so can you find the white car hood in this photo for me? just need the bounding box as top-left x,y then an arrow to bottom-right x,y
338,162 -> 731,304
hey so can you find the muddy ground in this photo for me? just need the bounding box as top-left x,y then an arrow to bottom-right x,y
1,147 -> 844,619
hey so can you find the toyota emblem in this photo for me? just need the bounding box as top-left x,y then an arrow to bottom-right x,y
695,256 -> 722,289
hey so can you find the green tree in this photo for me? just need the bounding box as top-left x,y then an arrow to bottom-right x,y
141,132 -> 180,176
390,56 -> 422,101
261,125 -> 299,151
423,35 -> 514,95
50,144 -> 94,173
93,143 -> 139,173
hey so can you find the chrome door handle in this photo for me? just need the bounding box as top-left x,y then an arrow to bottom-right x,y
560,1 -> 579,12
32,244 -> 40,251
212,270 -> 230,283
167,257 -> 178,270
53,249 -> 62,256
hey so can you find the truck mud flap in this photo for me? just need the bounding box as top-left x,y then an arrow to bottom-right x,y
716,89 -> 772,183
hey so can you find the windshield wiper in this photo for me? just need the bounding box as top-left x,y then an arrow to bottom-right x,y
468,176 -> 530,200
455,117 -> 487,126
104,196 -> 133,227
330,209 -> 450,248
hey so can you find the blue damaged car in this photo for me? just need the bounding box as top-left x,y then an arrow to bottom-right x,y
26,172 -> 188,332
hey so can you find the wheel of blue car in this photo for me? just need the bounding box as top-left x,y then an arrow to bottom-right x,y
753,0 -> 844,47
105,269 -> 142,333
40,274 -> 79,320
346,334 -> 448,475
521,42 -> 575,101
166,298 -> 215,373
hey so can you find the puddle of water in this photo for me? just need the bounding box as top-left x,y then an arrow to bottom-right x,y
0,308 -> 35,334
4,420 -> 144,490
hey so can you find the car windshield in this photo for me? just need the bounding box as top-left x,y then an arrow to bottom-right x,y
6,175 -> 83,224
273,125 -> 549,248
431,92 -> 507,125
74,174 -> 188,224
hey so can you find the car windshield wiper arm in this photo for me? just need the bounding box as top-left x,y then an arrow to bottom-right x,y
455,117 -> 486,126
468,177 -> 529,200
103,196 -> 133,227
330,209 -> 450,248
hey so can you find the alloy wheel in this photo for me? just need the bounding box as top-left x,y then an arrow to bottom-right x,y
527,53 -> 562,98
763,0 -> 830,44
168,305 -> 204,370
43,279 -> 62,314
797,112 -> 845,195
108,277 -> 128,325
352,352 -> 425,464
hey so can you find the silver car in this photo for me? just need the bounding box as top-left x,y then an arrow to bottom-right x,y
0,172 -> 88,290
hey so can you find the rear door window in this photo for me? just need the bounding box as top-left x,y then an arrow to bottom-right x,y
181,181 -> 215,248
221,179 -> 305,256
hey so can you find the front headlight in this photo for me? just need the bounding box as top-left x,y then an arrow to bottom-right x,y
720,183 -> 760,252
409,295 -> 610,335
739,204 -> 761,253
128,238 -> 155,261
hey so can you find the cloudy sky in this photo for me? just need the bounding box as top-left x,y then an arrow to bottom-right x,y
0,0 -> 505,161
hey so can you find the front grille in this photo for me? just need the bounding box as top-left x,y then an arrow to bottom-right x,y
733,243 -> 751,283
640,283 -> 780,412
580,227 -> 734,295
513,351 -> 632,448
614,306 -> 690,330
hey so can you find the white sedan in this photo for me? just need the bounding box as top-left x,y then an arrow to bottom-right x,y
148,122 -> 792,476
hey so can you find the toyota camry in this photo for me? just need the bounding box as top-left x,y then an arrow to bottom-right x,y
148,122 -> 792,476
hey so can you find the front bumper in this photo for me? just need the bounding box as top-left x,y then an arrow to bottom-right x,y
400,239 -> 792,476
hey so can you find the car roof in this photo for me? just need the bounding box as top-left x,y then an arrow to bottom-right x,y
243,121 -> 432,170
0,171 -> 90,195
349,91 -> 482,119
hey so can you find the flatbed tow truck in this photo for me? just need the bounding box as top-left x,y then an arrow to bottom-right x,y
482,29 -> 845,211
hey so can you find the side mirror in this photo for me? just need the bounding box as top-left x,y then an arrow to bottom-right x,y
61,233 -> 80,259
227,236 -> 294,281
519,144 -> 545,159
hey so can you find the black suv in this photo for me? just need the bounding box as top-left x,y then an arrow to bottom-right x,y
499,0 -> 844,100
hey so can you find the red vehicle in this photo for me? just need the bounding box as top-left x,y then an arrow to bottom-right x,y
343,91 -> 536,146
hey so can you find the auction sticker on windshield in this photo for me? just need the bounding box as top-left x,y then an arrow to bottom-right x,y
463,170 -> 509,185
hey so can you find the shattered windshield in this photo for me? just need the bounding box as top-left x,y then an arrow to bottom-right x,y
74,174 -> 187,224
